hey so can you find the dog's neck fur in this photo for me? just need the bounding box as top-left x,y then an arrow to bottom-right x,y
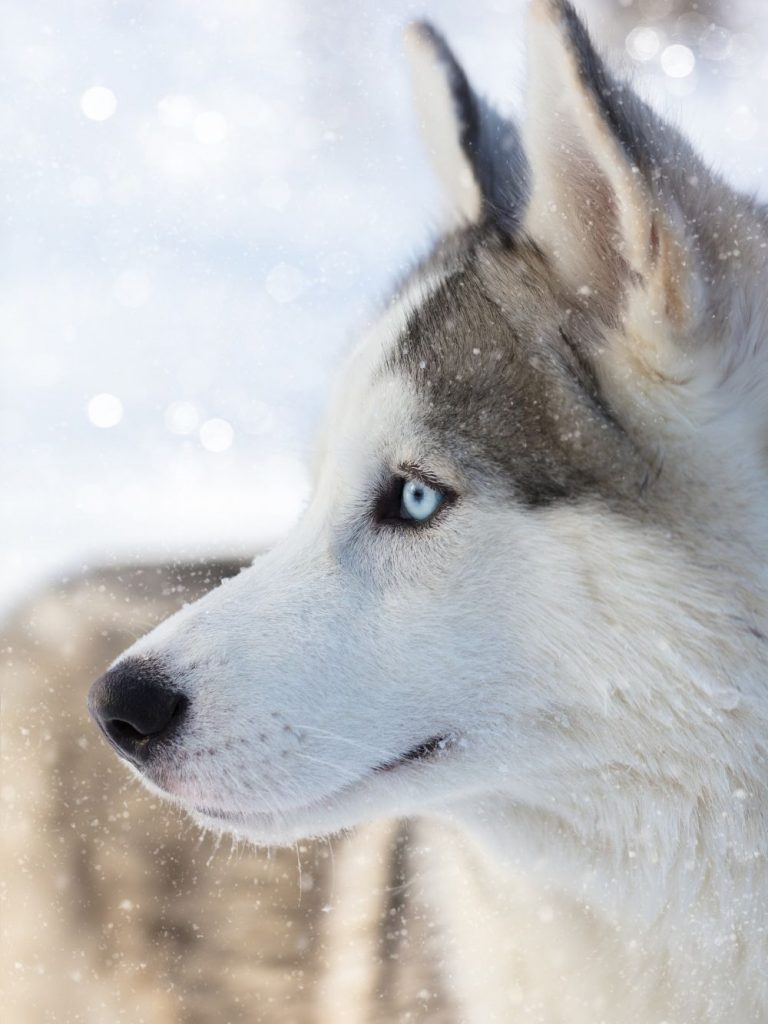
446,794 -> 766,1020
445,579 -> 768,1018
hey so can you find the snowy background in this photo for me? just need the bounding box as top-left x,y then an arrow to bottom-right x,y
3,0 -> 768,613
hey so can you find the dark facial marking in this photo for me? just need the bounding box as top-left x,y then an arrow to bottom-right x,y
387,228 -> 645,507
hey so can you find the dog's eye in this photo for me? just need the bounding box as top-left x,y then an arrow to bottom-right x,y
401,479 -> 444,521
375,474 -> 450,526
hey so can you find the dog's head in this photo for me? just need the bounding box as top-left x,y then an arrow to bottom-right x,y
89,1 -> 767,859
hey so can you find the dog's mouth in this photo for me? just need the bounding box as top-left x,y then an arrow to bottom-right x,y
374,733 -> 451,773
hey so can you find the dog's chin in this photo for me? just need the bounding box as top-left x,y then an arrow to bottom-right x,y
185,778 -> 393,846
139,733 -> 456,846
191,763 -> 427,845
189,801 -> 354,846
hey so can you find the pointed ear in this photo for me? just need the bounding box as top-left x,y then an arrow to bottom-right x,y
404,21 -> 527,230
523,0 -> 701,332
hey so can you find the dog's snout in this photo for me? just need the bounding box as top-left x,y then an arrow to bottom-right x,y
88,658 -> 188,767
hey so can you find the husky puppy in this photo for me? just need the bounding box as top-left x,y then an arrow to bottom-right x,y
89,2 -> 768,1020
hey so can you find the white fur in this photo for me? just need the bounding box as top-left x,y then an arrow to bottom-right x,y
117,300 -> 768,1020
106,3 -> 768,1020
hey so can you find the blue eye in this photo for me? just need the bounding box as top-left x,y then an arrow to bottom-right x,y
400,478 -> 444,522
374,472 -> 454,527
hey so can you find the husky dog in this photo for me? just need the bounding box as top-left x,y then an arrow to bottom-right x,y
88,1 -> 768,1020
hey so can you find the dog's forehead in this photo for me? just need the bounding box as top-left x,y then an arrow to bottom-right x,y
380,229 -> 643,505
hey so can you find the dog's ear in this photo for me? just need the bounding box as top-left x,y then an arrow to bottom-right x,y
523,0 -> 702,334
404,21 -> 527,230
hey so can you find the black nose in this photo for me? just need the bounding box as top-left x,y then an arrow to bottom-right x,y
88,658 -> 188,767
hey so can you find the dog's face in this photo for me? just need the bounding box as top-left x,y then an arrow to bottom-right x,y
89,1 -> 767,853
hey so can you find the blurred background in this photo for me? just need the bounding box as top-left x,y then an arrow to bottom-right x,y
4,0 -> 768,613
3,1 -> 768,1021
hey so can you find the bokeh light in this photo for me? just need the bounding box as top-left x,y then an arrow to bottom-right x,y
660,43 -> 695,78
165,401 -> 201,435
199,418 -> 234,452
193,111 -> 228,145
87,393 -> 123,428
80,85 -> 117,121
626,27 -> 661,62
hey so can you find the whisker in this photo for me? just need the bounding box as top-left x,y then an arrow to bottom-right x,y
290,722 -> 400,762
293,750 -> 370,782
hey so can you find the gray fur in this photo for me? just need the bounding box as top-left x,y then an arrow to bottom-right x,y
387,227 -> 647,507
411,22 -> 528,231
